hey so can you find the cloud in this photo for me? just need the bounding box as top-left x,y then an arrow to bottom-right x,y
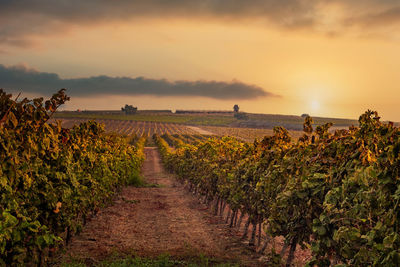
0,64 -> 274,100
0,0 -> 319,48
346,6 -> 400,27
1,1 -> 399,49
0,1 -> 317,27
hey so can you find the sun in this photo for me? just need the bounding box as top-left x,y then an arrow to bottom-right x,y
311,100 -> 320,111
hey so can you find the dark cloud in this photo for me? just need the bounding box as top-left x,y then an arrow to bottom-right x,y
325,1 -> 400,28
1,0 -> 399,48
0,0 -> 317,47
0,0 -> 317,25
346,6 -> 400,27
0,64 -> 274,100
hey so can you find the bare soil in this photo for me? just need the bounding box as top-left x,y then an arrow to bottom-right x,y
59,147 -> 262,266
186,126 -> 214,135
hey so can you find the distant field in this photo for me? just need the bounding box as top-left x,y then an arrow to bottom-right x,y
240,113 -> 358,130
53,118 -> 304,142
53,118 -> 203,137
55,110 -> 359,130
198,125 -> 304,142
54,111 -> 236,126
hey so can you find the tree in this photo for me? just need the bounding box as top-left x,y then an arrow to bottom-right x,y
121,104 -> 137,115
233,104 -> 247,120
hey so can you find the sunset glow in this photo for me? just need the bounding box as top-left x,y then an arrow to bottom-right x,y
1,1 -> 400,120
311,100 -> 320,112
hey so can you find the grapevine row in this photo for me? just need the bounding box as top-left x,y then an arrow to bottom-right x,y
155,111 -> 400,266
0,89 -> 145,265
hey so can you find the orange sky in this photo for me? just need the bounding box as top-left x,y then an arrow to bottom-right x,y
1,1 -> 400,120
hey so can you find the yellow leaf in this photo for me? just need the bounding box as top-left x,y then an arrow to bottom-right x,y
53,202 -> 62,214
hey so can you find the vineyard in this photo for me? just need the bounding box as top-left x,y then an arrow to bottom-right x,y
199,125 -> 304,142
54,118 -> 211,138
0,90 -> 145,265
155,111 -> 400,266
3,89 -> 400,266
55,118 -> 306,142
54,110 -> 360,131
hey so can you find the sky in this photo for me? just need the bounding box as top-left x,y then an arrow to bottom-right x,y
1,0 -> 400,120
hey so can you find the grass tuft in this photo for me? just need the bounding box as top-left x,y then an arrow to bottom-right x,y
127,170 -> 145,187
61,254 -> 240,267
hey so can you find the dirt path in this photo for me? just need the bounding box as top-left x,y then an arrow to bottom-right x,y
60,147 -> 261,266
